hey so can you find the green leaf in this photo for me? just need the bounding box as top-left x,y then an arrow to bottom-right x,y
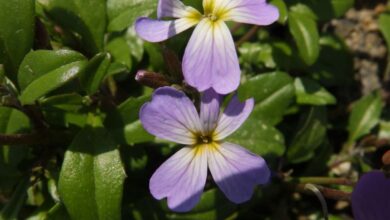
227,114 -> 285,157
239,43 -> 275,69
379,12 -> 390,47
123,120 -> 154,145
18,50 -> 86,91
288,5 -> 320,66
294,77 -> 336,105
39,0 -> 106,55
304,0 -> 354,21
105,95 -> 154,145
238,72 -> 295,125
106,37 -> 132,69
270,0 -> 288,24
287,107 -> 327,164
20,61 -> 87,105
80,53 -> 111,95
107,0 -> 157,32
330,0 -> 354,18
58,116 -> 126,220
0,0 -> 35,80
347,92 -> 383,144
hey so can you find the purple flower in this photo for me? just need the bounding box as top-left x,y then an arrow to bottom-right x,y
351,170 -> 390,220
135,0 -> 279,94
140,86 -> 270,212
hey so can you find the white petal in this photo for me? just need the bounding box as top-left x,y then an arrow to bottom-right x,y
135,17 -> 198,42
214,95 -> 254,140
208,142 -> 270,203
183,19 -> 240,94
150,146 -> 208,212
158,0 -> 201,19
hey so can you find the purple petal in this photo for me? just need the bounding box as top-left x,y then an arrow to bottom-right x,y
158,0 -> 201,19
208,142 -> 270,203
150,146 -> 208,212
183,19 -> 240,94
135,17 -> 197,42
352,171 -> 390,220
200,88 -> 221,134
214,95 -> 254,140
222,0 -> 279,25
139,86 -> 201,145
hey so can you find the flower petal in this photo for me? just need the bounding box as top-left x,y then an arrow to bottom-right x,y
351,171 -> 390,220
150,146 -> 208,212
139,86 -> 201,145
214,95 -> 254,140
158,0 -> 201,19
200,88 -> 221,134
135,17 -> 198,42
220,0 -> 279,25
182,19 -> 240,94
208,142 -> 270,203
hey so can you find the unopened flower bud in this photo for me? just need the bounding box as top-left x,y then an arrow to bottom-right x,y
135,70 -> 170,89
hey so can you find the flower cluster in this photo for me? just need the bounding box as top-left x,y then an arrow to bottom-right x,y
136,0 -> 279,211
135,0 -> 278,94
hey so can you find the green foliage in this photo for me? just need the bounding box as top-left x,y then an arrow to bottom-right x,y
38,0 -> 106,55
347,92 -> 383,144
0,0 -> 34,80
288,4 -> 320,66
58,115 -> 125,220
2,0 -> 390,219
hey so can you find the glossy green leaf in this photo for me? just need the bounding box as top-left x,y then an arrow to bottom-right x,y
288,5 -> 320,66
294,77 -> 336,105
287,107 -> 327,163
107,0 -> 157,32
270,0 -> 288,24
80,53 -> 111,94
40,93 -> 84,112
0,0 -> 34,80
123,120 -> 154,145
239,43 -> 275,69
58,116 -> 126,220
347,92 -> 383,144
238,72 -> 295,125
105,95 -> 154,145
39,0 -> 106,55
106,37 -> 132,69
18,50 -> 86,91
227,114 -> 285,157
20,61 -> 87,105
379,12 -> 390,47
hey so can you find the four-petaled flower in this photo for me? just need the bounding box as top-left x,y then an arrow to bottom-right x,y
135,0 -> 279,94
140,86 -> 270,212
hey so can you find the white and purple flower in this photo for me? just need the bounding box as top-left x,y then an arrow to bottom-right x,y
140,86 -> 270,212
135,0 -> 279,94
